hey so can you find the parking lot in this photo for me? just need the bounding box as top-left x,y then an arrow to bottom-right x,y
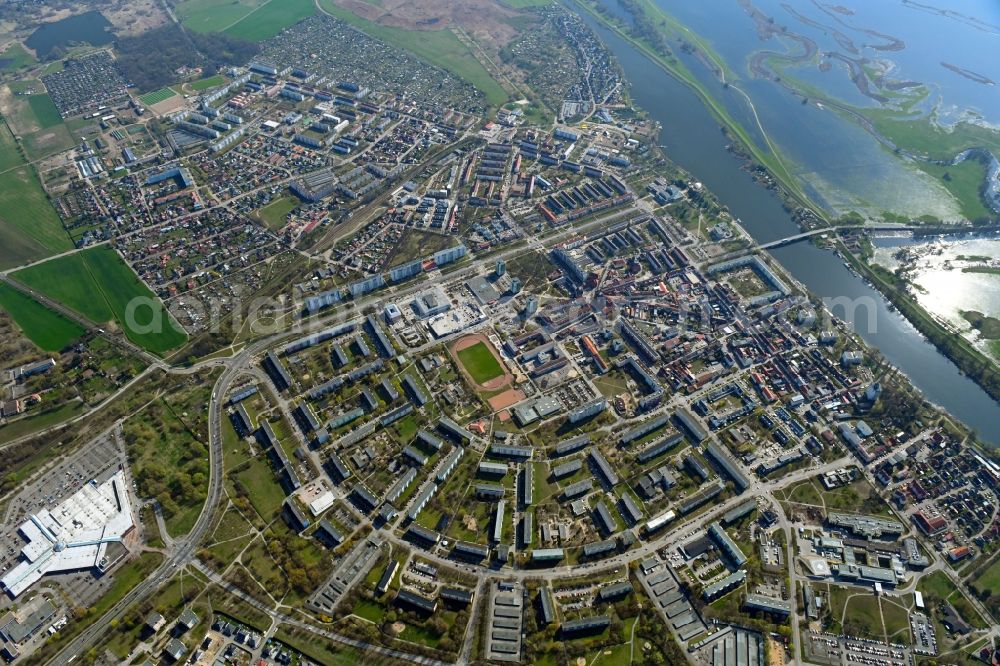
910,611 -> 937,655
805,631 -> 915,666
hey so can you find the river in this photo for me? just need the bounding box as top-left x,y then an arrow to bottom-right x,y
637,0 -> 1000,222
573,3 -> 1000,445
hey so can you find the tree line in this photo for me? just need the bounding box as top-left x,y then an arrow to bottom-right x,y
116,24 -> 259,92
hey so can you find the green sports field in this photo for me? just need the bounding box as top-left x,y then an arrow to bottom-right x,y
14,246 -> 187,354
256,195 -> 298,230
190,74 -> 226,91
0,283 -> 84,350
138,87 -> 177,106
456,341 -> 505,385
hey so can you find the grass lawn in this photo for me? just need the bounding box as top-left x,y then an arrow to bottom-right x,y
920,571 -> 959,600
103,552 -> 164,613
593,373 -> 629,398
138,87 -> 177,106
783,479 -> 823,506
948,591 -> 988,630
592,642 -> 631,665
0,123 -> 72,268
915,158 -> 993,222
190,74 -> 226,91
917,570 -> 989,627
256,194 -> 298,230
0,283 -> 84,350
223,419 -> 253,471
392,414 -> 420,442
232,456 -> 286,520
14,245 -> 187,354
843,593 -> 883,640
388,229 -> 456,267
971,555 -> 1000,597
819,477 -> 891,515
399,622 -> 442,648
225,0 -> 316,41
206,508 -> 256,562
124,395 -> 210,538
317,0 -> 508,107
962,310 -> 1000,340
273,625 -> 370,666
881,598 -> 911,641
242,537 -> 288,597
506,249 -> 555,287
0,401 -> 86,444
141,505 -> 166,549
352,599 -> 386,622
0,43 -> 36,71
456,341 -> 505,384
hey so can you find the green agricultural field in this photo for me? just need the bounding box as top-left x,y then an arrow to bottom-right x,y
0,121 -> 23,171
5,84 -> 63,135
177,0 -> 266,33
501,0 -> 554,6
225,0 -> 316,42
0,284 -> 84,350
138,87 -> 177,106
190,74 -> 226,91
14,246 -> 187,354
16,252 -> 113,323
456,341 -> 505,384
0,122 -> 72,268
20,123 -> 75,161
25,94 -> 62,129
317,0 -> 508,107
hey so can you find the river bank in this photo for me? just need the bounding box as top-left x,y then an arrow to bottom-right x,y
569,0 -> 1000,444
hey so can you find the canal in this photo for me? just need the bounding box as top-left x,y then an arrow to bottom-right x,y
575,4 -> 1000,444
